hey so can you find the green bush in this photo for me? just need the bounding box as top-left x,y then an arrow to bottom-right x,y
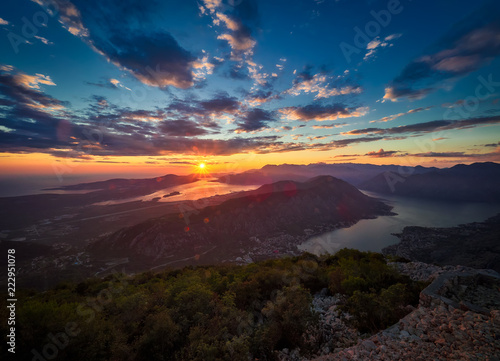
4,249 -> 425,360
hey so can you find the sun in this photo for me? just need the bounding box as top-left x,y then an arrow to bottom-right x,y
195,162 -> 210,177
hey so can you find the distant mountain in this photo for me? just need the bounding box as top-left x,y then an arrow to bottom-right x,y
0,174 -> 199,229
46,173 -> 199,193
216,163 -> 437,187
361,162 -> 500,202
89,176 -> 394,262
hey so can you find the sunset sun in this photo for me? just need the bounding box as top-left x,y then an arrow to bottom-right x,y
195,162 -> 209,176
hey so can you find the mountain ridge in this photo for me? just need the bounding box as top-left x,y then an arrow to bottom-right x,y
89,175 -> 394,264
361,162 -> 500,202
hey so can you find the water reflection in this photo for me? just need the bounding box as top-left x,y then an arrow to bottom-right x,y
299,191 -> 500,255
93,179 -> 259,206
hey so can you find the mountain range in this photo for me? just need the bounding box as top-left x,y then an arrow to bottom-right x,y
361,162 -> 500,202
216,162 -> 500,202
89,176 -> 393,263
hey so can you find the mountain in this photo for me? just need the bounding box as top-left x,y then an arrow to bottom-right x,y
0,173 -> 199,229
361,162 -> 500,202
45,173 -> 199,193
383,213 -> 500,272
89,176 -> 394,263
216,163 -> 437,187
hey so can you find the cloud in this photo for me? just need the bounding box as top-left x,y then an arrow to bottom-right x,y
235,108 -> 276,132
370,106 -> 433,123
344,115 -> 500,136
0,66 -> 389,159
168,161 -> 197,165
280,103 -> 368,121
284,67 -> 362,99
312,123 -> 347,129
86,78 -> 128,90
0,65 -> 62,110
334,154 -> 360,158
325,136 -> 386,148
192,53 -> 215,81
246,90 -> 279,105
0,18 -> 9,25
364,34 -> 402,61
159,119 -> 210,137
94,32 -> 196,89
384,1 -> 500,101
365,148 -> 400,157
199,93 -> 241,114
32,0 -> 203,89
165,93 -> 241,128
0,65 -> 77,152
200,0 -> 257,61
412,151 -> 471,158
0,65 -> 56,91
34,35 -> 53,45
408,148 -> 500,161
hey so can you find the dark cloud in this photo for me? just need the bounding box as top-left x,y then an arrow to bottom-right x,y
413,152 -> 470,158
280,103 -> 366,121
246,90 -> 279,105
85,79 -> 118,90
0,65 -> 77,148
334,154 -> 360,158
94,32 -> 196,89
200,93 -> 240,113
0,71 -> 307,158
168,161 -> 197,165
227,65 -> 250,80
312,123 -> 347,129
409,149 -> 500,160
365,149 -> 400,157
329,136 -> 385,148
159,119 -> 209,137
34,0 -> 198,89
231,0 -> 260,26
384,0 -> 500,101
167,93 -> 241,117
199,1 -> 257,61
235,108 -> 276,132
344,116 -> 500,136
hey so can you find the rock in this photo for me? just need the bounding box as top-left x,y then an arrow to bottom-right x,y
361,340 -> 376,351
399,330 -> 410,338
305,266 -> 500,361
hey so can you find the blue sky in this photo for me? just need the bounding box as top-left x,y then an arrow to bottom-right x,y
0,0 -> 499,175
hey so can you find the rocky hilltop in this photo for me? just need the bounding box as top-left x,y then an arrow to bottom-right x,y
89,176 -> 394,263
306,262 -> 500,361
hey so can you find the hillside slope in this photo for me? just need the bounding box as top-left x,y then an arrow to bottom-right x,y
89,176 -> 394,263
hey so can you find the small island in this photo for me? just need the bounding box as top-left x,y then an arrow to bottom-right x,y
163,191 -> 181,198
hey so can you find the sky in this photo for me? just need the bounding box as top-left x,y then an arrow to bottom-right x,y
0,0 -> 499,179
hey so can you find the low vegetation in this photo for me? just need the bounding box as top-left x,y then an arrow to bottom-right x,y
1,249 -> 427,360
